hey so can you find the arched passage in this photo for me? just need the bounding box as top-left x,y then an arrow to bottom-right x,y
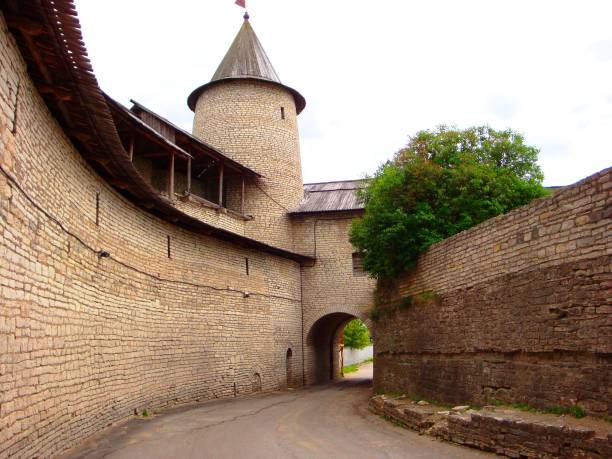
306,312 -> 372,384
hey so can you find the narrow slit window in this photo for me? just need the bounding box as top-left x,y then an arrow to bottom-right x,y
245,257 -> 250,275
352,252 -> 366,277
95,192 -> 100,226
167,235 -> 171,259
11,80 -> 20,135
280,106 -> 285,120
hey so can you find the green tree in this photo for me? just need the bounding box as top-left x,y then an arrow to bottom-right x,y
350,125 -> 548,279
343,319 -> 371,349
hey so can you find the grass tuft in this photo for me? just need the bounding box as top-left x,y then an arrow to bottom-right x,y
490,399 -> 586,419
343,357 -> 374,374
343,364 -> 359,374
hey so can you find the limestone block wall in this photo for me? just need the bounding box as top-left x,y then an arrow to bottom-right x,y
292,213 -> 376,383
0,17 -> 303,458
374,168 -> 612,416
192,80 -> 303,252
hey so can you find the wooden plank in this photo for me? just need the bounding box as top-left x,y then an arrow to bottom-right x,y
168,153 -> 175,200
218,162 -> 224,206
187,157 -> 192,194
129,135 -> 134,161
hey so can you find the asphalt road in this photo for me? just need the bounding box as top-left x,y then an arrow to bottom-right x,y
60,363 -> 492,459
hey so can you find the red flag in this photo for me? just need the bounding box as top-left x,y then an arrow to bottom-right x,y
235,0 -> 246,8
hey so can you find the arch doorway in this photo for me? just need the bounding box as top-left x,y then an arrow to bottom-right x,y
286,348 -> 293,388
306,312 -> 372,384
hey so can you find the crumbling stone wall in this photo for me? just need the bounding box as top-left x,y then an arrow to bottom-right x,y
0,16 -> 303,458
375,167 -> 612,416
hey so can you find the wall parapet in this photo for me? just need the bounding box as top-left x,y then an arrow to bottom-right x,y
399,167 -> 611,298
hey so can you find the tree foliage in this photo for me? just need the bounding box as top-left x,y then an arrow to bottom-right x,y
343,319 -> 371,349
349,125 -> 548,279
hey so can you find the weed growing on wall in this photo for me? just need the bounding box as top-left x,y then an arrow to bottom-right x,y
490,399 -> 587,419
369,282 -> 439,322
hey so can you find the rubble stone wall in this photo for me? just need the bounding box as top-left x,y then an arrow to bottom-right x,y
375,168 -> 612,416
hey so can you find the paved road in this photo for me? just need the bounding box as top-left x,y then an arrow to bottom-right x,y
60,363 -> 492,459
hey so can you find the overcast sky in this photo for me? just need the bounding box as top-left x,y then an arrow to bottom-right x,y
74,0 -> 611,186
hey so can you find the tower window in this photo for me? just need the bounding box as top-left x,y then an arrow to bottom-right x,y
352,253 -> 366,277
280,107 -> 285,120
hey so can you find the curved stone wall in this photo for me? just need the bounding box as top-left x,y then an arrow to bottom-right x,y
0,17 -> 303,458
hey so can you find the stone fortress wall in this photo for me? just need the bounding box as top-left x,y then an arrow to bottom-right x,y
292,213 -> 376,383
1,1 -> 610,457
374,168 -> 611,416
0,15 -> 305,458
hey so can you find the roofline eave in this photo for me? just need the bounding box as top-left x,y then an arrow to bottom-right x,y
187,77 -> 306,115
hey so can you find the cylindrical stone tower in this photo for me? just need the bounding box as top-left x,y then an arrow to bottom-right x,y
187,14 -> 306,250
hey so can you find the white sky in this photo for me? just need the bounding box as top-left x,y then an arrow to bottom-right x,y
74,0 -> 611,186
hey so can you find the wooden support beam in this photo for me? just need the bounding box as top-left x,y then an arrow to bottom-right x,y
168,153 -> 175,201
129,135 -> 134,162
107,178 -> 130,189
22,34 -> 53,83
37,83 -> 73,101
4,14 -> 46,36
187,157 -> 192,194
241,175 -> 246,215
218,162 -> 224,207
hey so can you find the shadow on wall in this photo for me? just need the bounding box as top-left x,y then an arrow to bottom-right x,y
306,312 -> 372,384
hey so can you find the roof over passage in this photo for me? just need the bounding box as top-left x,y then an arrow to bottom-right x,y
187,14 -> 306,114
128,99 -> 262,178
290,180 -> 367,215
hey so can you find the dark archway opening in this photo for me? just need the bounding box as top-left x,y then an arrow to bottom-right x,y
306,313 -> 372,384
252,373 -> 262,393
286,348 -> 293,388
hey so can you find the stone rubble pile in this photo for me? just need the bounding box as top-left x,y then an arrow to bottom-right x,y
370,395 -> 612,458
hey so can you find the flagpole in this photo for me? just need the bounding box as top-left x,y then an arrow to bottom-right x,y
234,0 -> 249,19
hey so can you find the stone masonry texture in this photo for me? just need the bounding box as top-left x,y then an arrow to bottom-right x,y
1,4 -> 611,458
374,168 -> 612,417
370,395 -> 612,458
292,213 -> 376,383
192,80 -> 303,252
0,16 -> 306,458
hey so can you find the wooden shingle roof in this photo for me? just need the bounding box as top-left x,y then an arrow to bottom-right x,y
2,0 -> 313,264
211,16 -> 280,84
187,15 -> 306,114
290,180 -> 367,215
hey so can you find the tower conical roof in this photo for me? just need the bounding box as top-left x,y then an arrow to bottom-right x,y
188,15 -> 305,114
211,17 -> 281,83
